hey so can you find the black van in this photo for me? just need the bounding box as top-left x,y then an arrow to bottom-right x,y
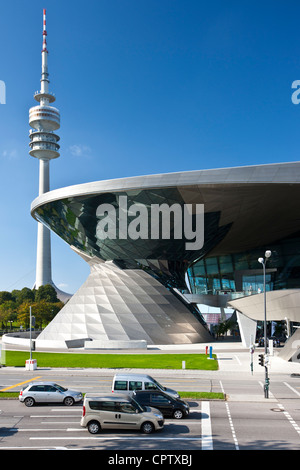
133,390 -> 190,419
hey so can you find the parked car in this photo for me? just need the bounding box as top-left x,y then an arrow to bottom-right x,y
258,337 -> 281,347
112,373 -> 179,398
19,381 -> 83,407
133,390 -> 190,419
80,393 -> 164,434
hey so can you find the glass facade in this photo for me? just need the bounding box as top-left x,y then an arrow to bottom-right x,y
32,180 -> 300,329
34,187 -> 231,290
188,232 -> 300,297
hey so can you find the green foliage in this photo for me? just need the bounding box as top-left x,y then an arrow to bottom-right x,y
2,351 -> 219,370
0,286 -> 63,330
0,300 -> 17,328
12,287 -> 35,305
0,391 -> 225,400
179,391 -> 225,400
34,284 -> 59,303
0,291 -> 14,304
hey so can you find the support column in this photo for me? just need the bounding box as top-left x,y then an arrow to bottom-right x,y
236,311 -> 257,348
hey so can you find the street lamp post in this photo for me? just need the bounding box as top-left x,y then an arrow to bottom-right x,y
258,250 -> 272,398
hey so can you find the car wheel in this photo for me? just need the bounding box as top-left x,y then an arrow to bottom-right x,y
87,420 -> 101,434
24,397 -> 35,407
141,421 -> 154,434
173,409 -> 184,419
64,396 -> 75,406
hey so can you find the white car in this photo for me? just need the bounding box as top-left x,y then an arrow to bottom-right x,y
19,381 -> 83,407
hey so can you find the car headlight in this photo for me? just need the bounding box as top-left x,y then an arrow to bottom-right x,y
153,412 -> 163,419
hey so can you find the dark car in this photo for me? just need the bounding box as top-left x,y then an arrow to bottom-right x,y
133,390 -> 190,419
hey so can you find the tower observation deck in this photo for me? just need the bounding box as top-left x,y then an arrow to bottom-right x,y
29,9 -> 60,168
29,9 -> 70,302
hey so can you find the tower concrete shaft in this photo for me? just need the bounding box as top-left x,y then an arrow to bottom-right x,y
29,9 -> 60,291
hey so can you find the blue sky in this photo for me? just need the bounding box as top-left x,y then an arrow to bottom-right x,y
1,0 -> 300,295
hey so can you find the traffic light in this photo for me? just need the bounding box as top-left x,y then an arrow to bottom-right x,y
282,319 -> 289,338
258,353 -> 265,366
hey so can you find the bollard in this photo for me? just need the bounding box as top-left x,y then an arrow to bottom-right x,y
205,346 -> 208,355
25,359 -> 37,370
207,346 -> 214,360
182,360 -> 186,369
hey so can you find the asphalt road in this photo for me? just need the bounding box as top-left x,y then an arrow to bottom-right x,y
0,346 -> 300,452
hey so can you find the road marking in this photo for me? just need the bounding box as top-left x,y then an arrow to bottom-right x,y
50,408 -> 82,412
258,381 -> 275,398
30,436 -> 200,441
0,376 -> 42,392
0,446 -> 70,450
284,382 -> 300,397
201,401 -> 213,450
9,428 -> 64,432
219,381 -> 239,450
234,355 -> 242,365
219,380 -> 225,394
225,402 -> 239,450
31,415 -> 80,418
277,403 -> 300,435
41,421 -> 80,424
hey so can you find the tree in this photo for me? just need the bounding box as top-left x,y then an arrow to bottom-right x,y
32,300 -> 63,329
17,302 -> 32,329
12,288 -> 35,306
0,300 -> 17,329
216,317 -> 237,338
0,291 -> 13,304
35,284 -> 59,303
17,300 -> 64,329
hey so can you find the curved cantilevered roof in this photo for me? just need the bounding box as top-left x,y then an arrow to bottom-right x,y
30,161 -> 300,279
228,289 -> 300,322
31,161 -> 300,214
29,161 -> 300,347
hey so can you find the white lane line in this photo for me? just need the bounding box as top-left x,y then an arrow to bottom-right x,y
258,381 -> 275,398
9,428 -> 64,432
277,403 -> 300,435
51,409 -> 82,412
284,382 -> 300,398
220,380 -> 239,450
41,421 -> 80,424
31,415 -> 80,418
219,380 -> 225,395
201,401 -> 213,450
234,355 -> 242,365
225,403 -> 239,450
0,446 -> 69,450
30,436 -> 200,441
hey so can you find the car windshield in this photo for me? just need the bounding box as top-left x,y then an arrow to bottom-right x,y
131,397 -> 146,412
54,384 -> 68,392
151,378 -> 166,391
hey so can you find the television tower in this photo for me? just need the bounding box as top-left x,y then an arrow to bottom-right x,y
29,9 -> 68,300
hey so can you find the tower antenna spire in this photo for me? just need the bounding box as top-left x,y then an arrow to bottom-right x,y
29,9 -> 62,294
42,8 -> 48,51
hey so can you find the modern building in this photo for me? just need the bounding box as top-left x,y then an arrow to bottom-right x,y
25,11 -> 300,357
30,161 -> 300,353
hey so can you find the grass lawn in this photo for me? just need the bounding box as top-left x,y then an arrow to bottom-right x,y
1,350 -> 218,370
